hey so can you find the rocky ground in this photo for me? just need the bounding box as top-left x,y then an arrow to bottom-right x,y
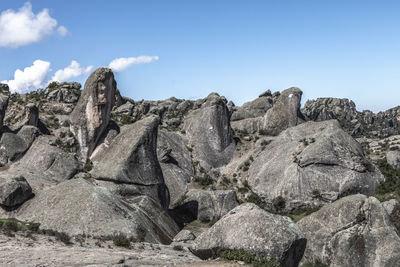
0,68 -> 399,267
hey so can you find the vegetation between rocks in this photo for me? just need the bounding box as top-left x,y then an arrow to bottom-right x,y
218,249 -> 281,267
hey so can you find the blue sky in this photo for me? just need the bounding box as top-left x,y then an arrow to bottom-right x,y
0,0 -> 399,112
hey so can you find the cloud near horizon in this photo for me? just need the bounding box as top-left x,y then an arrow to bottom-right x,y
0,2 -> 68,48
1,60 -> 51,93
108,56 -> 159,72
51,60 -> 93,82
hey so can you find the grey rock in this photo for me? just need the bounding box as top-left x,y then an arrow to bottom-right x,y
248,120 -> 384,211
114,101 -> 134,116
298,194 -> 400,267
175,189 -> 239,223
14,178 -> 179,244
302,98 -> 400,138
0,126 -> 39,165
0,176 -> 33,208
191,203 -> 306,267
0,136 -> 79,191
183,93 -> 235,171
173,229 -> 196,243
70,68 -> 116,161
45,82 -> 81,103
230,96 -> 273,121
157,130 -> 194,209
386,150 -> 400,169
382,199 -> 400,223
0,83 -> 10,130
260,87 -> 304,136
91,116 -> 168,208
17,104 -> 39,128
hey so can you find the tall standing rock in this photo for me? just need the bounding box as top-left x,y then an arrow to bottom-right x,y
0,84 -> 10,131
70,68 -> 116,161
183,93 -> 235,171
261,87 -> 304,136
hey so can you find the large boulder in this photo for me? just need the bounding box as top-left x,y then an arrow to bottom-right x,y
70,68 -> 116,161
230,95 -> 273,121
247,120 -> 384,211
298,194 -> 400,267
0,83 -> 10,130
14,178 -> 179,244
91,116 -> 169,209
182,189 -> 238,222
0,176 -> 33,208
386,151 -> 400,169
231,87 -> 304,135
183,93 -> 235,171
0,136 -> 79,191
260,87 -> 304,136
157,130 -> 194,208
191,203 -> 306,267
0,126 -> 39,165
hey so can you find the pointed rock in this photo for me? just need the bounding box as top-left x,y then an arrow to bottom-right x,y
70,68 -> 116,161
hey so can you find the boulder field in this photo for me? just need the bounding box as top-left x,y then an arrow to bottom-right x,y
0,69 -> 398,266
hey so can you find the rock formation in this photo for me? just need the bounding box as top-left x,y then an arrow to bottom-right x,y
0,83 -> 10,131
247,120 -> 384,211
70,68 -> 116,161
192,203 -> 306,267
298,194 -> 400,267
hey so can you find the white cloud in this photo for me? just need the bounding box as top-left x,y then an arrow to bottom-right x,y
1,60 -> 51,93
57,25 -> 69,37
108,56 -> 159,72
51,60 -> 93,82
0,2 -> 68,48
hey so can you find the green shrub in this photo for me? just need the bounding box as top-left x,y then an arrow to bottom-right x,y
375,158 -> 400,195
194,175 -> 213,187
173,245 -> 184,251
113,234 -> 131,248
245,192 -> 265,209
272,196 -> 286,212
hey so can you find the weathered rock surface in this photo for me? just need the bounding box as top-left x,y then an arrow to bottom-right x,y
302,98 -> 400,138
173,229 -> 196,243
192,203 -> 306,267
298,194 -> 400,267
45,82 -> 81,103
13,178 -> 179,244
183,93 -> 235,171
0,136 -> 79,190
248,120 -> 384,211
386,150 -> 400,169
230,95 -> 273,121
157,130 -> 193,208
91,116 -> 169,208
0,232 -> 204,267
382,199 -> 400,227
185,190 -> 238,222
0,83 -> 10,130
70,68 -> 116,161
0,176 -> 33,208
261,87 -> 304,136
231,87 -> 304,135
0,126 -> 39,165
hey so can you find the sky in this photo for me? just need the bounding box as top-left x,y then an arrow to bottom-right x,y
0,1 -> 400,112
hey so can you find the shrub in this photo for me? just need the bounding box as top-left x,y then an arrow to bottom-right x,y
113,234 -> 131,248
173,245 -> 184,251
193,175 -> 213,187
375,158 -> 400,195
356,212 -> 366,224
55,232 -> 72,245
245,192 -> 265,209
272,196 -> 286,212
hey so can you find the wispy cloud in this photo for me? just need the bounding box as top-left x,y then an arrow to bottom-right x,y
1,60 -> 51,93
51,60 -> 93,82
0,2 -> 68,48
108,56 -> 159,72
